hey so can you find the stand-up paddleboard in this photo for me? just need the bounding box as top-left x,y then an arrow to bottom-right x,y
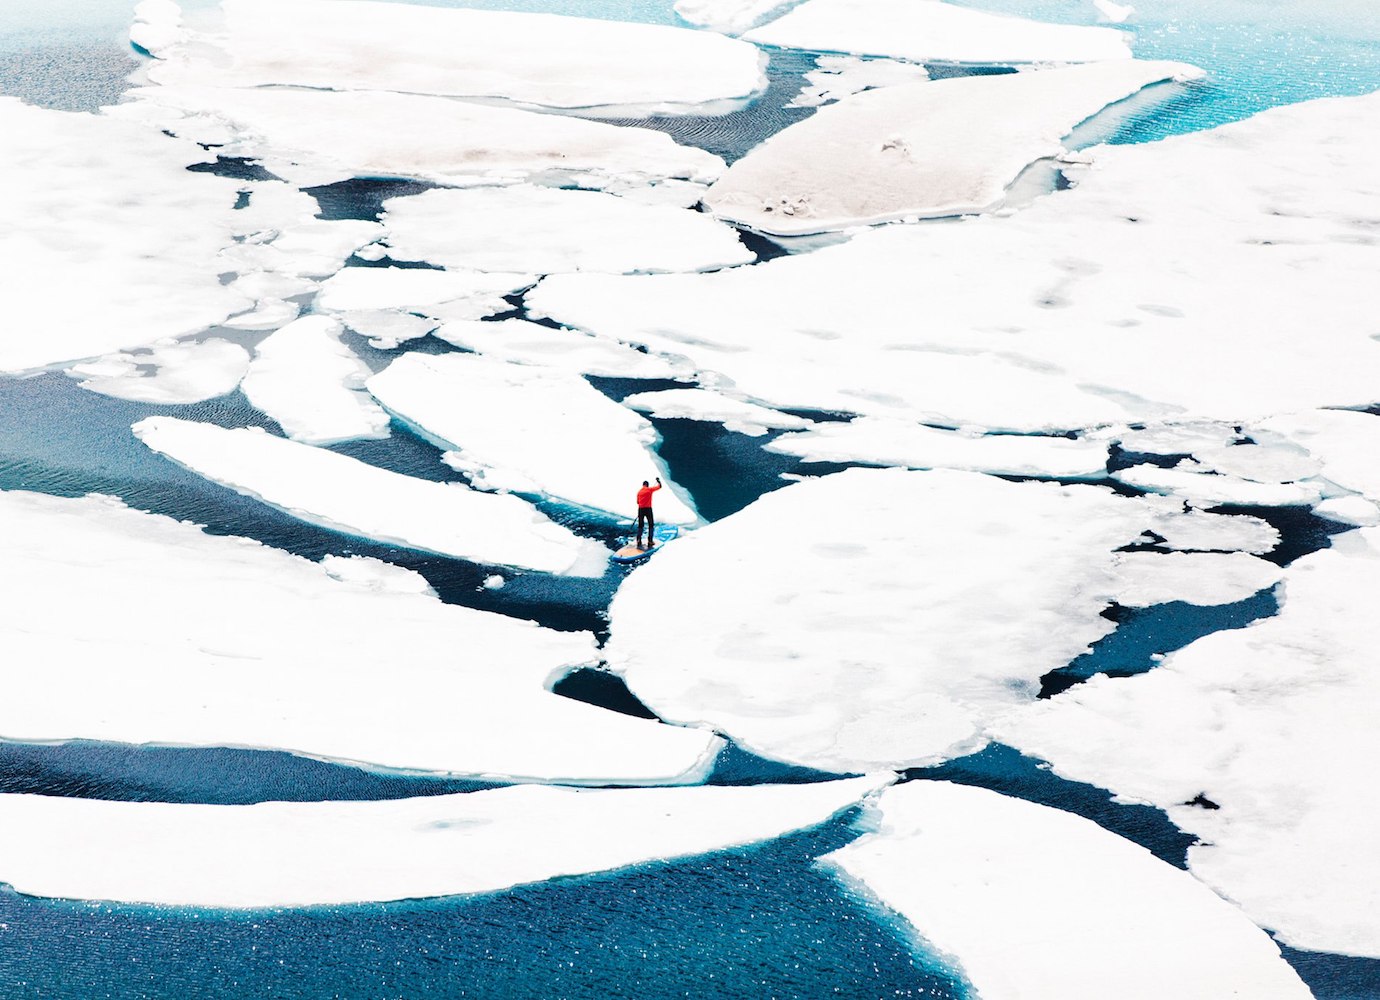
612,525 -> 679,564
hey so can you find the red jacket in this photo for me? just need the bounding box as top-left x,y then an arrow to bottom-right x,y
636,483 -> 661,508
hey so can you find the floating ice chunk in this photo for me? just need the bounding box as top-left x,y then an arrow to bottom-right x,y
67,339 -> 249,404
240,316 -> 390,445
228,270 -> 317,303
1187,442 -> 1321,484
368,353 -> 698,523
605,468 -> 1233,772
381,187 -> 753,275
706,61 -> 1202,235
316,268 -> 532,315
1145,507 -> 1279,555
221,298 -> 301,331
788,54 -> 929,108
744,0 -> 1132,64
119,86 -> 726,189
1113,421 -> 1242,456
1258,409 -> 1380,501
1093,0 -> 1134,23
767,417 -> 1108,477
998,527 -> 1380,956
336,310 -> 439,351
0,490 -> 718,782
534,93 -> 1380,428
222,220 -> 387,279
133,418 -> 608,575
622,388 -> 812,436
0,97 -> 250,372
823,782 -> 1312,1000
433,320 -> 682,379
130,0 -> 184,54
1314,495 -> 1380,527
1115,462 -> 1324,508
675,0 -> 797,34
0,775 -> 884,907
319,554 -> 435,596
1111,552 -> 1281,608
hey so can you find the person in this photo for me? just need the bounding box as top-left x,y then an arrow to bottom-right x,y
635,477 -> 662,549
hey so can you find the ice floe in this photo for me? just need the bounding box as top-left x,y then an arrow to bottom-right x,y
706,60 -> 1202,235
766,418 -> 1108,477
0,775 -> 884,907
605,468 -> 1261,772
788,54 -> 930,108
1110,552 -> 1281,607
675,0 -> 798,34
0,489 -> 716,783
1114,463 -> 1325,508
999,527 -> 1380,956
222,218 -> 386,280
533,92 -> 1380,429
823,781 -> 1312,999
622,389 -> 812,436
1313,495 -> 1380,527
316,268 -> 533,316
380,187 -> 753,275
139,0 -> 766,114
433,320 -> 682,379
743,0 -> 1132,64
336,310 -> 438,351
367,353 -> 698,523
1144,508 -> 1279,555
1258,409 -> 1380,502
239,315 -> 390,445
132,417 -> 608,575
66,339 -> 249,404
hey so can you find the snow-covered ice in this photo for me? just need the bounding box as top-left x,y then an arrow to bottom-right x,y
788,55 -> 929,108
433,320 -> 682,380
706,60 -> 1202,235
1258,409 -> 1380,502
1144,508 -> 1279,555
0,776 -> 884,908
674,0 -> 797,34
1114,462 -> 1324,508
380,187 -> 752,275
133,417 -> 608,575
1093,0 -> 1135,23
1110,552 -> 1281,607
823,781 -> 1311,1000
1314,495 -> 1380,527
239,315 -> 390,445
999,527 -> 1380,957
621,389 -> 812,436
766,418 -> 1108,478
336,310 -> 438,351
743,0 -> 1132,64
139,0 -> 766,114
0,489 -> 717,783
222,218 -> 386,280
67,339 -> 250,404
532,92 -> 1380,429
367,353 -> 697,523
316,268 -> 533,316
605,468 -> 1261,772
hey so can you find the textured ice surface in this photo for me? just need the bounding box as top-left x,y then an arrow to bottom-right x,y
368,353 -> 697,523
380,187 -> 753,274
133,417 -> 608,575
824,781 -> 1311,1000
605,468 -> 1255,772
766,418 -> 1107,478
1259,409 -> 1380,502
1000,527 -> 1380,956
533,93 -> 1380,429
337,310 -> 439,351
622,389 -> 812,436
0,490 -> 716,783
1114,463 -> 1325,508
1110,552 -> 1281,607
67,339 -> 249,404
674,0 -> 796,34
788,55 -> 929,108
140,0 -> 765,113
0,775 -> 885,907
222,218 -> 385,280
316,268 -> 533,316
433,320 -> 682,379
239,315 -> 390,445
1142,508 -> 1279,555
744,0 -> 1132,63
706,60 -> 1202,235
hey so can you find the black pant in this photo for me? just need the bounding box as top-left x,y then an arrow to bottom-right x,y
636,506 -> 655,545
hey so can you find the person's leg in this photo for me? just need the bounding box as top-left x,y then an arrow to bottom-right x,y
648,507 -> 655,545
636,509 -> 649,547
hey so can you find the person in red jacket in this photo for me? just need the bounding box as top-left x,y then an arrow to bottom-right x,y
635,477 -> 662,549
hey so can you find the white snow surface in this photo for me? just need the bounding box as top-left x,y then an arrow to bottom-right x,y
1114,462 -> 1324,508
532,92 -> 1380,429
674,0 -> 797,34
823,781 -> 1311,1000
766,418 -> 1108,478
380,187 -> 753,275
1110,552 -> 1281,608
1314,495 -> 1380,527
67,339 -> 250,404
133,418 -> 608,575
316,268 -> 533,315
1144,508 -> 1279,555
706,61 -> 1202,235
605,468 -> 1260,772
744,0 -> 1132,64
239,315 -> 390,445
0,489 -> 719,783
622,389 -> 812,436
0,775 -> 886,907
336,310 -> 438,350
788,55 -> 930,108
141,0 -> 766,114
1258,409 -> 1380,501
998,527 -> 1380,956
433,320 -> 682,379
368,353 -> 698,523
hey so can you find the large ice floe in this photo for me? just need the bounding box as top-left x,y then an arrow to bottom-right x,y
742,0 -> 1132,63
674,0 -> 798,35
787,55 -> 931,109
1258,409 -> 1380,503
0,775 -> 885,907
999,527 -> 1380,957
66,339 -> 250,404
132,417 -> 608,575
604,468 -> 1281,773
433,320 -> 683,379
621,388 -> 813,436
532,92 -> 1380,429
704,60 -> 1202,235
824,781 -> 1312,999
0,489 -> 717,783
367,353 -> 698,523
379,187 -> 753,275
136,0 -> 765,114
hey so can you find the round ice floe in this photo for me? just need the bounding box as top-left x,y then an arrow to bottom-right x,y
433,320 -> 683,380
68,339 -> 250,404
